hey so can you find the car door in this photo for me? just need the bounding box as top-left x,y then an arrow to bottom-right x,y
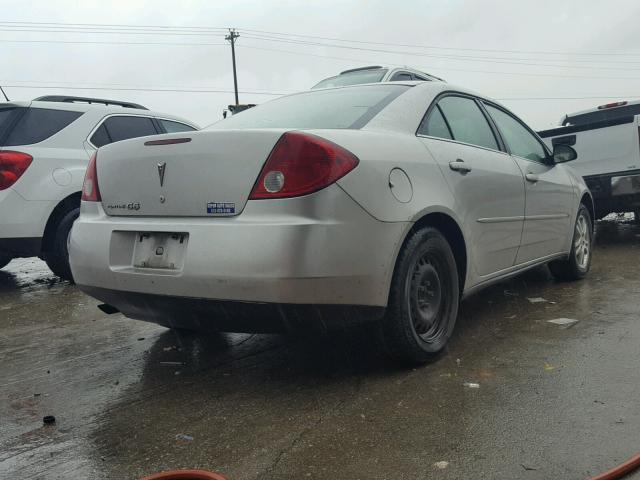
483,103 -> 574,263
417,94 -> 525,278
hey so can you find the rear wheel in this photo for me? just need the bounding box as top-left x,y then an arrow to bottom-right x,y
381,227 -> 459,364
0,255 -> 12,270
549,204 -> 592,281
45,207 -> 79,282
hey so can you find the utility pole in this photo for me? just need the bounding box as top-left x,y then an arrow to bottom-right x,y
225,28 -> 240,106
0,85 -> 9,102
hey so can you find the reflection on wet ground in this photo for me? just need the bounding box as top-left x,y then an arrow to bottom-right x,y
1,219 -> 639,479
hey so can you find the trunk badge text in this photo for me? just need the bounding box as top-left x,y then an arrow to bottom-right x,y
157,162 -> 166,187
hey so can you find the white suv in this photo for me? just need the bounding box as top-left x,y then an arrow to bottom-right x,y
0,95 -> 198,280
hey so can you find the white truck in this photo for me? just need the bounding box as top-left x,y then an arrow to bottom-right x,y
538,100 -> 640,221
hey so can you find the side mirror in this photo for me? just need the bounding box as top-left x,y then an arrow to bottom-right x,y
553,144 -> 577,164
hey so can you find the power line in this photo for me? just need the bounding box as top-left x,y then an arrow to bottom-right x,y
0,39 -> 227,46
4,20 -> 639,57
237,44 -> 640,81
4,24 -> 640,67
241,34 -> 640,71
2,84 -> 288,96
4,21 -> 640,69
0,27 -> 224,37
1,79 -> 294,93
0,21 -> 226,32
240,27 -> 640,57
4,36 -> 640,82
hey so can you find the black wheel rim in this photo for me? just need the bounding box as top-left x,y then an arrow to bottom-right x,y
407,251 -> 450,342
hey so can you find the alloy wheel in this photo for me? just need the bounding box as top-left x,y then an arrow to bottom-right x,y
574,213 -> 590,270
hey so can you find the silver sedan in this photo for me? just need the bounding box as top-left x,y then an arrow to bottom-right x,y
70,81 -> 593,363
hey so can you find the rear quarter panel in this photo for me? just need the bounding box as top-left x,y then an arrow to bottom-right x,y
318,129 -> 464,299
315,129 -> 458,224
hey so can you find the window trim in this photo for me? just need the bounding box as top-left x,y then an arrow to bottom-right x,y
416,91 -> 506,154
481,100 -> 552,165
86,113 -> 196,149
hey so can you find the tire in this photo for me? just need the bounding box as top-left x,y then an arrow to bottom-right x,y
380,227 -> 460,364
44,207 -> 79,282
0,255 -> 12,270
549,204 -> 593,281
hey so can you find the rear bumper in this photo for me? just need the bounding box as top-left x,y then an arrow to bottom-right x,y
81,285 -> 385,333
0,188 -> 52,242
70,185 -> 408,320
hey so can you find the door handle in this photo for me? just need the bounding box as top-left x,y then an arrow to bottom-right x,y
449,159 -> 472,174
525,173 -> 539,183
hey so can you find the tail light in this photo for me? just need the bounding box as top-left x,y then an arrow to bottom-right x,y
81,152 -> 101,202
0,151 -> 33,190
597,101 -> 627,110
249,132 -> 359,199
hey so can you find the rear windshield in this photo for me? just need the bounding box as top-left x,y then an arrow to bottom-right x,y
0,106 -> 20,141
563,104 -> 640,126
312,69 -> 388,89
210,84 -> 409,130
1,107 -> 83,146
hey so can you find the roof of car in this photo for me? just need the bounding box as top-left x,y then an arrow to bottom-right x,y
1,99 -> 198,128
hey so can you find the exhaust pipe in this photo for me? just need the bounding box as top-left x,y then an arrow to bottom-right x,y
97,303 -> 119,315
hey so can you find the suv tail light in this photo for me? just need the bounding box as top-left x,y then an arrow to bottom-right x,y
0,151 -> 33,190
249,132 -> 359,199
82,152 -> 101,202
597,101 -> 627,110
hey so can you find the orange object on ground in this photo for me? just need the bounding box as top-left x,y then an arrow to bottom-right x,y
588,452 -> 640,480
142,470 -> 229,480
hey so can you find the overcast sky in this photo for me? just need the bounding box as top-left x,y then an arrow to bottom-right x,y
2,0 -> 640,129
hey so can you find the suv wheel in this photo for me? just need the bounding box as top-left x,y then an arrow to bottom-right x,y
549,204 -> 593,281
0,255 -> 12,270
45,207 -> 79,282
380,227 -> 459,364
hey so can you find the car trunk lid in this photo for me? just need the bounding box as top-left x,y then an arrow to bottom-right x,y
97,129 -> 287,217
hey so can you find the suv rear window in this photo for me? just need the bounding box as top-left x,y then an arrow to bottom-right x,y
2,108 -> 82,146
90,115 -> 159,147
563,104 -> 640,126
211,84 -> 409,130
159,119 -> 196,133
0,107 -> 19,141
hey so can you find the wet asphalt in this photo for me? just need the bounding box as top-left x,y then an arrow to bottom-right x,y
1,219 -> 639,480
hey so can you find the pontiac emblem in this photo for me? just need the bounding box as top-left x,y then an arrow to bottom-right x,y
157,162 -> 166,187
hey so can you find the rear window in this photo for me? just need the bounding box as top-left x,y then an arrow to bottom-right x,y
0,107 -> 19,141
3,108 -> 82,146
312,69 -> 388,89
90,115 -> 159,147
159,119 -> 196,133
563,104 -> 640,126
210,84 -> 409,131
